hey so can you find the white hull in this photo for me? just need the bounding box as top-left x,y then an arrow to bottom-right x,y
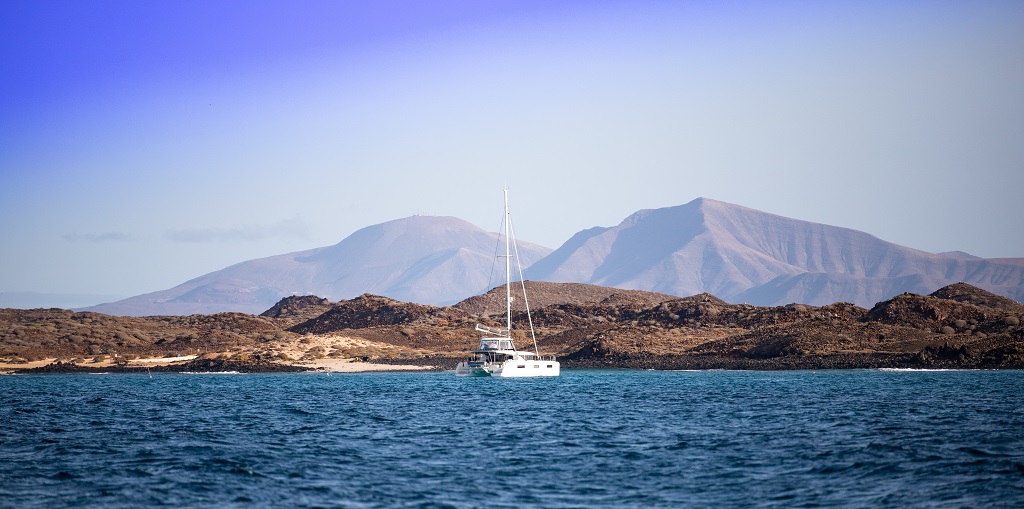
455,358 -> 560,377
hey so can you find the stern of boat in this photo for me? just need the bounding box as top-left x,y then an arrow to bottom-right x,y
455,360 -> 493,377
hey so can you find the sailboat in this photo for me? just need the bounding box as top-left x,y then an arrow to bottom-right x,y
454,189 -> 560,377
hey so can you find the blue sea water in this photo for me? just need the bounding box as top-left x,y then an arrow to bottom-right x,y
1,369 -> 1022,508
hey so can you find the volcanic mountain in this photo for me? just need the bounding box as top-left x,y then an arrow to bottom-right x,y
80,198 -> 1023,316
83,216 -> 552,316
524,198 -> 1024,307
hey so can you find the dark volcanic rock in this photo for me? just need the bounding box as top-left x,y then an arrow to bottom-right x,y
978,343 -> 1024,368
15,361 -> 101,374
863,283 -> 1023,339
175,357 -> 308,373
14,359 -> 307,374
930,282 -> 1024,311
555,283 -> 1023,370
863,292 -> 986,331
288,294 -> 436,334
260,295 -> 333,324
5,282 -> 1023,372
916,343 -> 972,364
453,281 -> 675,316
560,352 -> 925,370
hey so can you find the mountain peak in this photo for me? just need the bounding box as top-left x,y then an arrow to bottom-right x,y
81,215 -> 553,316
77,199 -> 1023,316
527,199 -> 1024,307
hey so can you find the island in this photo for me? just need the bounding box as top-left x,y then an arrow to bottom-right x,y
2,282 -> 1021,373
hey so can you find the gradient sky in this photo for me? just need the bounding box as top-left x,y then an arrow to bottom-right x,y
2,0 -> 1023,308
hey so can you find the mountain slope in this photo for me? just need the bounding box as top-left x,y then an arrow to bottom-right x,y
83,216 -> 551,316
526,198 -> 1024,307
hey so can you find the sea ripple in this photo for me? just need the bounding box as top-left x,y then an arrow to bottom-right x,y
1,370 -> 1022,508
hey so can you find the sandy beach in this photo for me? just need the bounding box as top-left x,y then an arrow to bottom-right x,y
294,357 -> 436,372
1,332 -> 441,374
0,353 -> 436,374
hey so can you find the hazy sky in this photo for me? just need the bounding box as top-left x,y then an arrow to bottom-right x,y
2,0 -> 1023,308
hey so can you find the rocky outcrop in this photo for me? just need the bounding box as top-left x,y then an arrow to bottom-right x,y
4,281 -> 1023,371
14,358 -> 307,374
259,295 -> 333,325
288,294 -> 440,334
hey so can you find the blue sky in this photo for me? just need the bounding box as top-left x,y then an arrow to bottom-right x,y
2,0 -> 1023,308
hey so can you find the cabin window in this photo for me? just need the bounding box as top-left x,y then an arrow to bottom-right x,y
547,365 -> 552,368
517,365 -> 525,368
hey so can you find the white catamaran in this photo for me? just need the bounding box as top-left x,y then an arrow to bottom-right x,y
454,189 -> 560,377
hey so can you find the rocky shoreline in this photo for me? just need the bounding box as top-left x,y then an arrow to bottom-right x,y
9,344 -> 1023,374
561,353 -> 984,371
3,282 -> 1022,373
12,358 -> 307,374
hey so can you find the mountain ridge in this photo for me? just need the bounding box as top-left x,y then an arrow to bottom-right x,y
525,197 -> 1024,307
78,197 -> 1024,315
81,216 -> 551,316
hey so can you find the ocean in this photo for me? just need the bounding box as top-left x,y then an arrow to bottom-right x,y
1,369 -> 1022,508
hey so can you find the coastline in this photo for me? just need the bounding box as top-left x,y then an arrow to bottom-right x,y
2,283 -> 1020,375
1,355 -> 439,375
5,349 -> 1018,375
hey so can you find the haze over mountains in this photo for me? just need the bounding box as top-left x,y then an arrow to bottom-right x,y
84,216 -> 551,316
82,198 -> 1024,316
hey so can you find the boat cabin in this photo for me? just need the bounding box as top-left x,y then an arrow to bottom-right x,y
478,338 -> 515,351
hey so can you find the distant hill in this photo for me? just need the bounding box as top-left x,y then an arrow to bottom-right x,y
525,198 -> 1024,307
452,281 -> 677,316
7,282 -> 1021,371
82,216 -> 551,316
79,198 -> 1024,316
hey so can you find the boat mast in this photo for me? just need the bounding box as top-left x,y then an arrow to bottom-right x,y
504,187 -> 512,338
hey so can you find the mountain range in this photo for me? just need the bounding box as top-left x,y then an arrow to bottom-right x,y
82,198 -> 1024,316
525,198 -> 1024,307
83,216 -> 551,316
